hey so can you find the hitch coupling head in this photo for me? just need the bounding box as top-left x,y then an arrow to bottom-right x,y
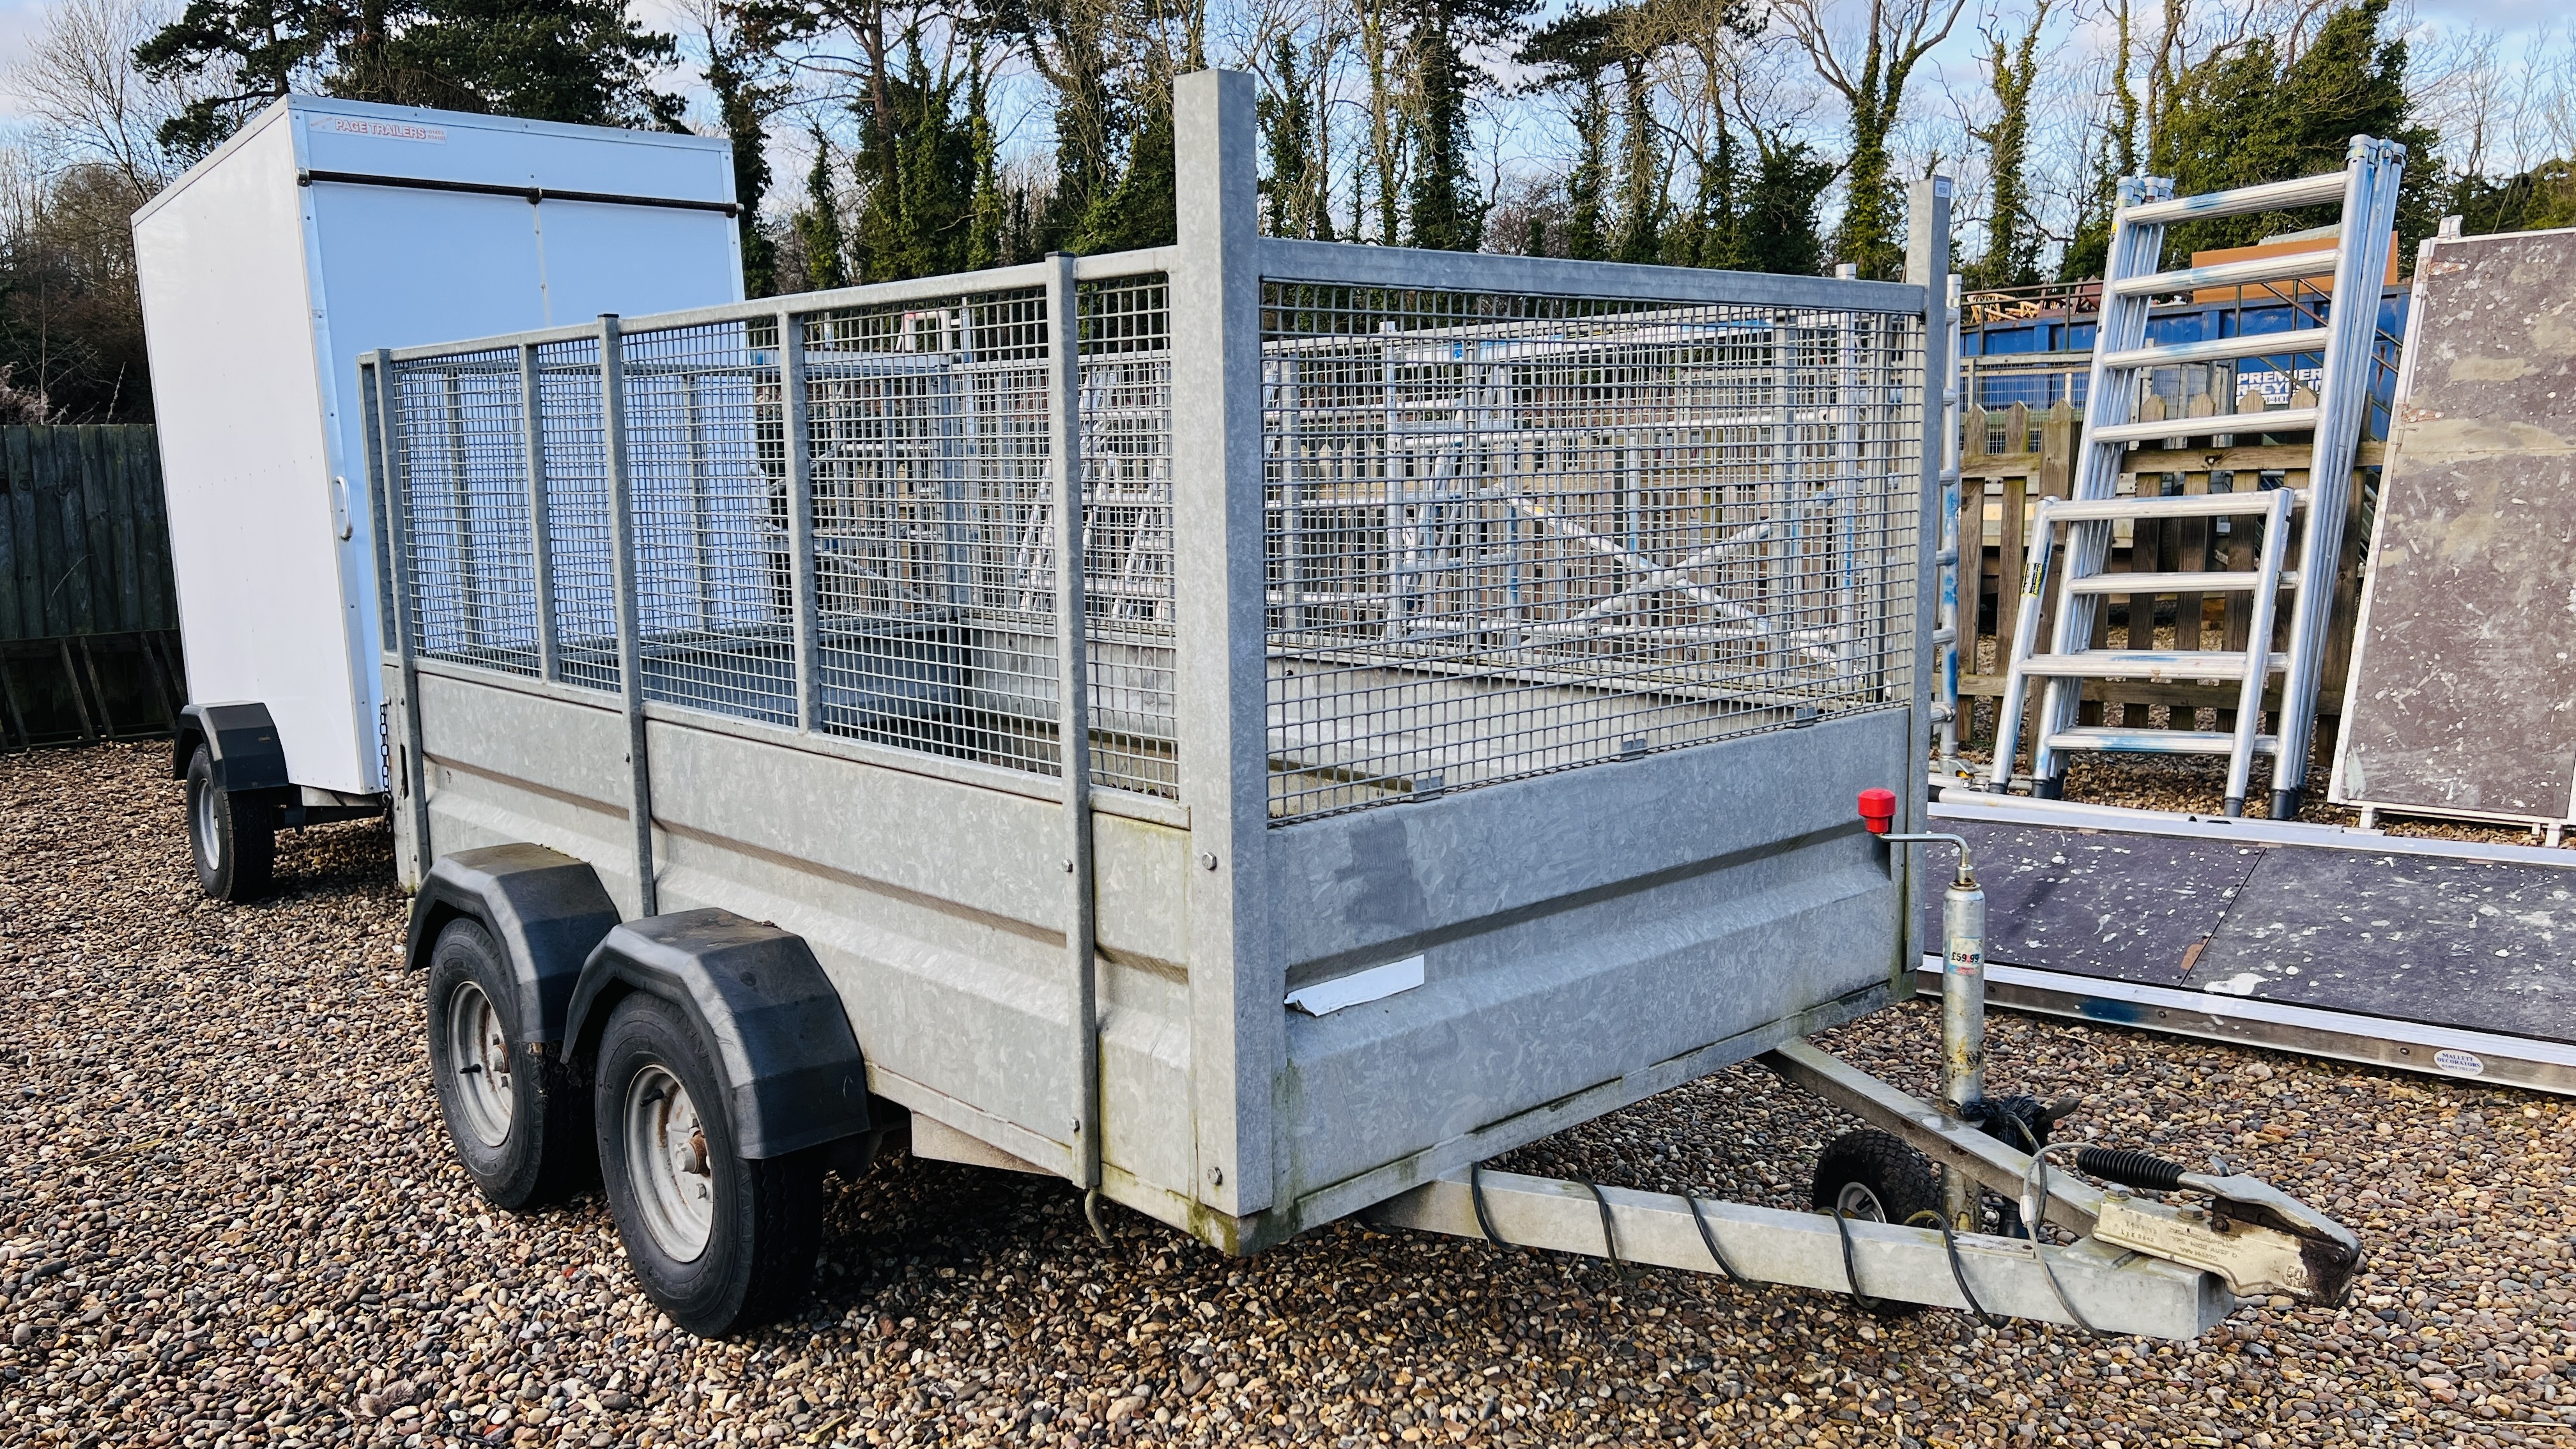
2077,1147 -> 2364,1306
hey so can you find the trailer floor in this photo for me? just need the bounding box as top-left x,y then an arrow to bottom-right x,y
1925,793 -> 2576,1096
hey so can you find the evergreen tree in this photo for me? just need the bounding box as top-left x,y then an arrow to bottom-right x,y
1611,54 -> 1661,263
2149,0 -> 2436,262
1070,75 -> 1176,252
965,49 -> 1006,268
1259,36 -> 1328,240
1404,6 -> 1483,250
848,36 -> 978,281
137,0 -> 682,158
705,16 -> 785,297
1738,135 -> 1835,275
1563,71 -> 1610,260
795,125 -> 848,290
1968,1 -> 2047,289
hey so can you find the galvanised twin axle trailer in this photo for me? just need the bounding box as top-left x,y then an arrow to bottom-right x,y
351,72 -> 2359,1338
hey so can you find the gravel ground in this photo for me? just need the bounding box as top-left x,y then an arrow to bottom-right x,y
6,742 -> 2573,1449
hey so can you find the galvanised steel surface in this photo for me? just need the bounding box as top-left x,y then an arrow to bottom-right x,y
364,71 -> 1942,1254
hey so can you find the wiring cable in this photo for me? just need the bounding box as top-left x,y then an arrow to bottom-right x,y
1683,1193 -> 1751,1286
2018,1143 -> 2113,1337
1909,1210 -> 2007,1328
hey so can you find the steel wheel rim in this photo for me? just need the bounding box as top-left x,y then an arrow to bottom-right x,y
193,778 -> 221,873
444,981 -> 514,1147
624,1064 -> 714,1262
1835,1181 -> 1889,1222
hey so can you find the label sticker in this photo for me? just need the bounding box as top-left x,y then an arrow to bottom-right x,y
2432,1048 -> 2485,1077
310,115 -> 447,144
1945,938 -> 1983,976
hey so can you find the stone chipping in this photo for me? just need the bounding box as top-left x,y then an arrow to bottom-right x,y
4,742 -> 2571,1449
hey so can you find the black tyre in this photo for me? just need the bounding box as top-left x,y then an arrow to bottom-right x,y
1811,1128 -> 1942,1225
185,746 -> 273,902
426,917 -> 594,1208
594,992 -> 825,1337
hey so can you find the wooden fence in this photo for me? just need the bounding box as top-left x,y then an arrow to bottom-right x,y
0,425 -> 187,749
1951,395 -> 2379,760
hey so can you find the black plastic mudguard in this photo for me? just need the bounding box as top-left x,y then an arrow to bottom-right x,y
565,908 -> 871,1159
406,845 -> 624,1050
173,702 -> 291,791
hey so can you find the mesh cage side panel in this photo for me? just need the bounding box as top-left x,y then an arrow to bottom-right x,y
392,348 -> 540,676
1260,284 -> 1924,824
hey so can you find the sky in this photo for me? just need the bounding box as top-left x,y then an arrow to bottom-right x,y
0,0 -> 2552,135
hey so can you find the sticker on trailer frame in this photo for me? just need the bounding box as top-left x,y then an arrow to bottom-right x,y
2432,1048 -> 2485,1077
310,116 -> 447,144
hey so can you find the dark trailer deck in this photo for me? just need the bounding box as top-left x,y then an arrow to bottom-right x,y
1922,792 -> 2576,1095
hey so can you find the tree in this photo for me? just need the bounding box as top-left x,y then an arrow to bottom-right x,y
701,3 -> 786,296
1738,132 -> 1836,273
1611,52 -> 1662,262
1774,0 -> 1969,278
1968,0 -> 2048,289
0,162 -> 158,420
1405,4 -> 1485,250
1563,70 -> 1611,259
1258,34 -> 1331,239
793,125 -> 849,289
136,0 -> 684,158
2149,0 -> 2435,261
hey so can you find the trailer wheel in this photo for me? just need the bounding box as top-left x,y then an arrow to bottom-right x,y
1811,1128 -> 1941,1225
427,918 -> 592,1208
595,992 -> 825,1337
185,746 -> 273,901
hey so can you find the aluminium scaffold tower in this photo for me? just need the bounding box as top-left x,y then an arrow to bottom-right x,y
1988,136 -> 2407,818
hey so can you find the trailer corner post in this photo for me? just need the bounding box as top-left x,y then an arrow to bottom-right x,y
1173,68 -> 1272,1222
599,313 -> 657,917
1045,250 -> 1103,1199
780,307 -> 820,733
370,349 -> 433,887
1903,176 -> 1954,986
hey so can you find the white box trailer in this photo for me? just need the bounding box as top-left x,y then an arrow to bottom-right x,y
134,96 -> 743,897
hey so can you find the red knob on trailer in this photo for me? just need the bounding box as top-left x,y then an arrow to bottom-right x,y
1857,788 -> 1897,835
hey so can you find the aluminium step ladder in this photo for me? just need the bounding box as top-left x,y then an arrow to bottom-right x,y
1988,137 -> 2407,818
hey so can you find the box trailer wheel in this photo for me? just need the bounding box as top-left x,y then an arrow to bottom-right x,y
425,916 -> 596,1208
593,992 -> 827,1337
185,745 -> 276,902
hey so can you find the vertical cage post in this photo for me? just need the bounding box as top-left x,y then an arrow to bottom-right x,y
601,313 -> 657,916
1903,178 -> 1955,962
518,343 -> 560,682
1046,253 -> 1101,1196
1936,274 -> 1963,768
369,349 -> 432,878
781,307 -> 820,733
1173,67 -> 1270,1218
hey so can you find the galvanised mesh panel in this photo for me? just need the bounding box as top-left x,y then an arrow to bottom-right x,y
620,319 -> 793,724
1261,285 -> 1924,823
1077,275 -> 1177,797
390,348 -> 539,675
802,289 -> 1059,773
535,337 -> 617,692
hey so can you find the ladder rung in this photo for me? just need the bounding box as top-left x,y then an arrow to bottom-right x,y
2066,570 -> 2283,594
2017,650 -> 2284,681
2044,728 -> 2281,756
2040,492 -> 2300,523
2106,249 -> 2341,298
2088,407 -> 2320,445
2102,327 -> 2332,371
2121,171 -> 2350,226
